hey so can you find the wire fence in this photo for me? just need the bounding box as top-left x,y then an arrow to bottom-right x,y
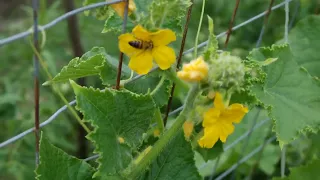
0,0 -> 293,179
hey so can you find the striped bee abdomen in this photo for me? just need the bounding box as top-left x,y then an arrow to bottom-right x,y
128,40 -> 153,50
128,40 -> 143,49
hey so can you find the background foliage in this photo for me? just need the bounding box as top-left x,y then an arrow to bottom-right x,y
0,0 -> 319,179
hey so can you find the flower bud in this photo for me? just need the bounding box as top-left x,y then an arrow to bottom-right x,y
209,52 -> 245,90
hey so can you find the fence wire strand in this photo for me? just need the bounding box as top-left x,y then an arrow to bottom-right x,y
0,101 -> 76,148
0,0 -> 292,150
0,0 -> 123,46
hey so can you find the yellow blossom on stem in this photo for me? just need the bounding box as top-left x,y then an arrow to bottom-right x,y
118,25 -> 176,75
177,56 -> 209,82
110,0 -> 136,18
183,121 -> 194,140
198,92 -> 248,148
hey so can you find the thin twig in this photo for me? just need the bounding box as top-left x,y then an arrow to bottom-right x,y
163,0 -> 194,126
32,0 -> 40,167
224,0 -> 241,48
116,0 -> 129,89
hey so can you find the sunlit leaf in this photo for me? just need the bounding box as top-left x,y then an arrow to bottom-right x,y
249,44 -> 320,146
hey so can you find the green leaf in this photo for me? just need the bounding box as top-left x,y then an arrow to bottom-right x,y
272,159 -> 320,180
196,141 -> 223,162
45,54 -> 105,85
249,44 -> 320,146
145,0 -> 192,34
83,0 -> 111,20
203,16 -> 218,61
140,131 -> 201,180
288,15 -> 320,78
36,132 -> 95,180
45,47 -> 130,86
125,74 -> 171,107
102,12 -> 135,34
71,81 -> 156,178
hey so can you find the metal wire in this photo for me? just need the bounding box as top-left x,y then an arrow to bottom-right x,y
0,0 -> 123,46
214,136 -> 276,180
0,100 -> 76,148
281,0 -> 290,177
0,0 -> 291,150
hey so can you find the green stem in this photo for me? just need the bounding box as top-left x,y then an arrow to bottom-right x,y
194,0 -> 206,58
123,84 -> 200,179
150,76 -> 165,96
154,108 -> 165,132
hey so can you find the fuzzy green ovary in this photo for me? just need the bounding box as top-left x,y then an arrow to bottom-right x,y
209,52 -> 245,91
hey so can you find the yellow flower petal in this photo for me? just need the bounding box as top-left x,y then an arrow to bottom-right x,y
129,51 -> 153,75
119,33 -> 143,57
198,127 -> 220,148
218,121 -> 235,142
221,104 -> 248,124
202,107 -> 220,127
177,56 -> 209,82
152,46 -> 176,70
151,29 -> 176,46
183,121 -> 194,140
214,92 -> 225,111
132,25 -> 151,41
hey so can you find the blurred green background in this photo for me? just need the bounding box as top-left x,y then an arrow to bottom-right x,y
0,0 -> 319,179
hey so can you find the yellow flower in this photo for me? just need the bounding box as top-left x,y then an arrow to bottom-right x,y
153,129 -> 160,137
110,0 -> 136,18
118,136 -> 125,144
198,92 -> 248,148
177,56 -> 209,82
119,25 -> 176,75
183,121 -> 194,140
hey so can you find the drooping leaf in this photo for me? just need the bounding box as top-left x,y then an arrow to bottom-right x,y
288,15 -> 320,78
272,159 -> 320,180
249,44 -> 320,146
140,131 -> 201,180
71,81 -> 156,178
36,132 -> 95,180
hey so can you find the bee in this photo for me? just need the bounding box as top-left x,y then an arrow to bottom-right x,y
128,40 -> 153,50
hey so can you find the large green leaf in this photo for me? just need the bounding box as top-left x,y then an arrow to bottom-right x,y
249,44 -> 320,146
45,47 -> 130,86
140,131 -> 201,180
272,159 -> 320,180
36,133 -> 95,180
71,81 -> 156,178
288,15 -> 320,78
